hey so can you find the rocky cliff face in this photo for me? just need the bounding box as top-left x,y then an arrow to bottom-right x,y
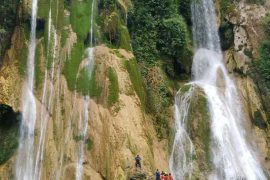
0,0 -> 270,179
223,0 -> 270,171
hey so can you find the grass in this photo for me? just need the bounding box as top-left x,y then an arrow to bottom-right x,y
63,42 -> 84,91
124,58 -> 145,109
107,67 -> 119,106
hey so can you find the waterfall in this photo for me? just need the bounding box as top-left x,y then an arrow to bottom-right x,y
75,1 -> 95,180
15,0 -> 38,179
170,0 -> 267,179
34,4 -> 58,179
169,86 -> 196,180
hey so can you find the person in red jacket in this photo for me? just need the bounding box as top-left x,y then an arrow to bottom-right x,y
160,171 -> 165,180
169,173 -> 173,180
164,173 -> 169,180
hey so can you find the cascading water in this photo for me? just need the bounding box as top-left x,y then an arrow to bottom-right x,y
170,0 -> 267,179
169,87 -> 196,179
15,0 -> 38,179
34,4 -> 58,179
75,1 -> 95,180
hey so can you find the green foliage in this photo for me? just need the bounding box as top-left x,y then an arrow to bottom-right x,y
18,26 -> 29,76
118,25 -> 131,50
63,42 -> 84,91
107,67 -> 119,106
124,58 -> 145,108
0,0 -> 19,59
220,0 -> 235,20
262,13 -> 270,36
219,21 -> 234,50
259,42 -> 270,80
243,48 -> 253,59
128,0 -> 192,75
253,111 -> 267,129
76,66 -> 102,97
0,104 -> 20,165
70,0 -> 93,40
177,0 -> 192,25
158,16 -> 188,58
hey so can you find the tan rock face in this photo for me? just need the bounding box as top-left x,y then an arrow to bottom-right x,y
84,46 -> 169,179
0,34 -> 170,179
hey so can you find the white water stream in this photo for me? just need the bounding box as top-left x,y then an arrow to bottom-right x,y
15,0 -> 38,179
75,1 -> 95,180
170,0 -> 267,179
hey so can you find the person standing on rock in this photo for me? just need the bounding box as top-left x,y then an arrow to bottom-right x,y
169,173 -> 173,180
155,169 -> 161,180
135,155 -> 141,169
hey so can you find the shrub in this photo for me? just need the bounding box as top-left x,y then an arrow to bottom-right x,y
253,111 -> 267,129
259,42 -> 270,80
261,13 -> 270,36
157,16 -> 189,59
0,104 -> 20,165
219,21 -> 234,51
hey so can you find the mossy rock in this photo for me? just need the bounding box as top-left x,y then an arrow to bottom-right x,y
185,85 -> 212,173
107,67 -> 119,106
0,104 -> 21,165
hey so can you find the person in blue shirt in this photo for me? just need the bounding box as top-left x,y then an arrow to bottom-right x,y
155,169 -> 161,180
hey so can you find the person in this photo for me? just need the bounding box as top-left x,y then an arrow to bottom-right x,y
161,171 -> 165,180
169,173 -> 173,180
164,172 -> 169,180
135,155 -> 141,169
155,169 -> 161,180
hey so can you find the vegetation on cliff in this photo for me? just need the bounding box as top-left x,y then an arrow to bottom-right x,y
0,0 -> 19,62
0,104 -> 20,165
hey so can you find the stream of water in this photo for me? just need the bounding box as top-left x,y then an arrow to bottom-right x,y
170,0 -> 266,179
15,0 -> 38,179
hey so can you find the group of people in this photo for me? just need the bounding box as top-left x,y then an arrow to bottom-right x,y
134,155 -> 173,180
155,169 -> 173,180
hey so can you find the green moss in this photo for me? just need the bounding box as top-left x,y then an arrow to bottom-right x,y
118,25 -> 131,51
253,110 -> 267,129
186,87 -> 211,171
124,58 -> 145,109
244,48 -> 253,59
35,40 -> 45,90
220,0 -> 236,20
70,0 -> 93,40
63,42 -> 84,91
107,67 -> 119,106
18,25 -> 29,76
76,66 -> 102,97
0,104 -> 20,165
86,138 -> 93,151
